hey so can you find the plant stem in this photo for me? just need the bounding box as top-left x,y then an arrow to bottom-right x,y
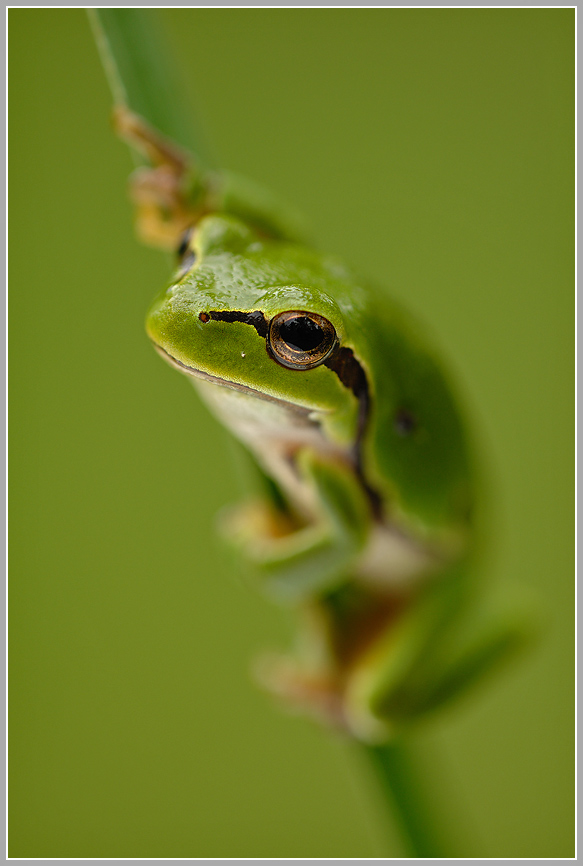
87,8 -> 211,164
89,11 -> 456,858
363,737 -> 451,858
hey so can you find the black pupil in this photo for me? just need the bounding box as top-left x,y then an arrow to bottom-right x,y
279,317 -> 324,352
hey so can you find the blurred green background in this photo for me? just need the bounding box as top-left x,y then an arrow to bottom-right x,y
9,8 -> 573,858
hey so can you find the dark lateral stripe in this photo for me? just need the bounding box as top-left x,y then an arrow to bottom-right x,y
202,309 -> 269,337
325,347 -> 383,518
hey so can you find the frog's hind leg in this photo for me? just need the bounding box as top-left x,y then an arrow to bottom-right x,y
254,584 -> 409,738
251,597 -> 345,731
343,570 -> 537,741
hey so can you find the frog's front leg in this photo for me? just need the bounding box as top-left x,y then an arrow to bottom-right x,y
112,105 -> 209,249
220,449 -> 372,603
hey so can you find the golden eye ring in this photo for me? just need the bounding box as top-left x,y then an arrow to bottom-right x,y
267,310 -> 337,370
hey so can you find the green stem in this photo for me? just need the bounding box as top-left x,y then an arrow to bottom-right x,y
88,11 -> 454,857
87,8 -> 211,164
363,737 -> 451,858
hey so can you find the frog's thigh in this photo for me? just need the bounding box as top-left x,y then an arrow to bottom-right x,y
398,584 -> 538,718
220,452 -> 371,603
342,586 -> 448,741
344,580 -> 535,741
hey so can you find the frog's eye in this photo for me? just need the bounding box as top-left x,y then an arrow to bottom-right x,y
268,310 -> 337,370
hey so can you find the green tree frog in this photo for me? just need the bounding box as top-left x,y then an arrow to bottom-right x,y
118,109 -> 529,743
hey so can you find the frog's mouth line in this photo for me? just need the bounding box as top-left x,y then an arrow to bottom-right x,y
152,343 -> 318,419
153,310 -> 383,519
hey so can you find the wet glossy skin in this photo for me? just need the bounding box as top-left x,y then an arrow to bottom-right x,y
147,213 -> 474,545
138,138 -> 523,741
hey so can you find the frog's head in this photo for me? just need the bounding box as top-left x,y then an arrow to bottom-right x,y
147,213 -> 474,542
146,214 -> 361,450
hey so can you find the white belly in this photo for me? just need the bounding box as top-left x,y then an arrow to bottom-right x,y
193,378 -> 440,591
193,377 -> 346,517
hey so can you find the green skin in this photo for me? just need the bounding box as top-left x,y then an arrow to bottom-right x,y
146,201 -> 526,743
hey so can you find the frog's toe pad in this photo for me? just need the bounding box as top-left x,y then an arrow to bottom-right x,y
218,500 -> 299,547
252,653 -> 348,732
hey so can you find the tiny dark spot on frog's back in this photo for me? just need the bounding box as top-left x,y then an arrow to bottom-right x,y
394,408 -> 417,436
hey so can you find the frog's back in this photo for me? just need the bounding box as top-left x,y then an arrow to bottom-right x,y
352,284 -> 475,541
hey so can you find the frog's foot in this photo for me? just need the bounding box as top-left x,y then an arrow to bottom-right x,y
253,652 -> 348,733
220,498 -> 301,545
129,166 -> 196,249
112,105 -> 190,170
112,106 -> 207,250
253,652 -> 393,743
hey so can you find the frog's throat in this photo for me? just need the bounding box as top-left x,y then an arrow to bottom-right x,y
153,306 -> 383,518
153,343 -> 316,417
